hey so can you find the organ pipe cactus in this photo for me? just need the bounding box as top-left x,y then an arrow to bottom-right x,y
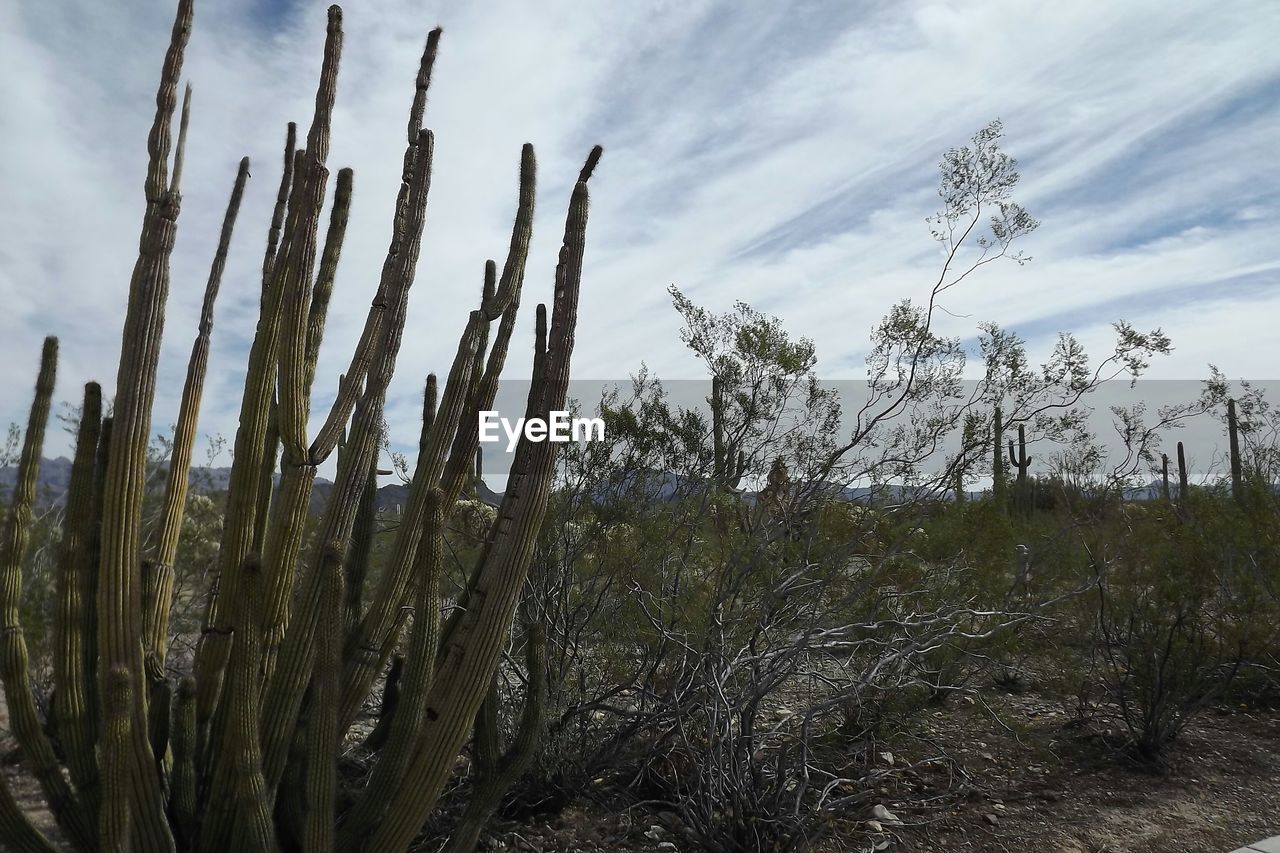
0,3 -> 603,852
1161,453 -> 1171,502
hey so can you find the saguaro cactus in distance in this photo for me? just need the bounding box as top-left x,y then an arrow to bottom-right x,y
991,405 -> 1007,509
0,3 -> 604,852
1227,397 -> 1244,505
1008,422 -> 1032,515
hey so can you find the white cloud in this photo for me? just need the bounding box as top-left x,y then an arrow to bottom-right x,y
1,0 -> 1277,477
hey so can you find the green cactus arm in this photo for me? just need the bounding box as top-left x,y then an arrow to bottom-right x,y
337,306 -> 484,728
337,490 -> 445,846
199,562 -> 278,853
52,382 -> 103,811
482,144 -> 536,320
96,2 -> 195,847
341,144 -> 541,723
301,532 -> 345,853
307,31 -> 443,465
443,622 -> 547,853
302,166 -> 354,400
0,776 -> 59,853
262,123 -> 298,293
144,155 -> 250,681
100,668 -> 134,853
197,0 -> 343,727
168,677 -> 198,846
371,158 -> 596,853
423,374 -> 439,449
343,460 -> 379,634
167,83 -> 192,197
0,340 -> 94,849
194,146 -> 304,742
258,130 -> 438,798
252,397 -> 280,555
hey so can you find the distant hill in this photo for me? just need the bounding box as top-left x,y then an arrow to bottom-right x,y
0,457 -> 503,515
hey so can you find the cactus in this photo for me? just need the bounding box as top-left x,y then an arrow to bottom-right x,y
144,155 -> 250,706
991,405 -> 1007,509
53,383 -> 103,814
100,668 -> 134,853
444,623 -> 548,853
0,339 -> 96,849
1161,453 -> 1171,502
1177,440 -> 1189,503
1228,397 -> 1244,505
1008,423 -> 1032,515
1,4 -> 602,852
711,375 -> 747,490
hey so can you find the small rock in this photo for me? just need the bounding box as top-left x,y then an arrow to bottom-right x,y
872,804 -> 901,826
983,813 -> 999,826
879,751 -> 894,766
866,820 -> 883,832
644,825 -> 664,841
657,844 -> 678,853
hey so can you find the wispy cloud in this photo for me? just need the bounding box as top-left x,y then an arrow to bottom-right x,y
2,0 -> 1276,471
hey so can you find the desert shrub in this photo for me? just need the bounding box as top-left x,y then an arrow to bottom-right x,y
1075,494 -> 1275,767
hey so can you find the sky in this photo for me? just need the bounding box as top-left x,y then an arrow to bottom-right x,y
1,0 -> 1278,476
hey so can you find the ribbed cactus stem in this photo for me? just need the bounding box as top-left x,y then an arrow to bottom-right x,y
262,122 -> 297,291
169,677 -> 198,846
302,530 -> 344,853
101,667 -> 134,853
145,155 -> 250,682
423,374 -> 439,449
97,2 -> 194,847
1161,453 -> 1170,501
261,130 -> 437,796
344,459 -> 379,633
338,490 -> 445,848
200,562 -> 277,853
371,150 -> 597,853
53,382 -> 103,813
168,82 -> 192,196
0,339 -> 93,849
444,622 -> 547,853
196,11 -> 340,734
303,166 -> 354,400
0,777 -> 58,852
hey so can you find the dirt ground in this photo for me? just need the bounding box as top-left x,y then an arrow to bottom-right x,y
4,682 -> 1278,852
472,688 -> 1280,853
